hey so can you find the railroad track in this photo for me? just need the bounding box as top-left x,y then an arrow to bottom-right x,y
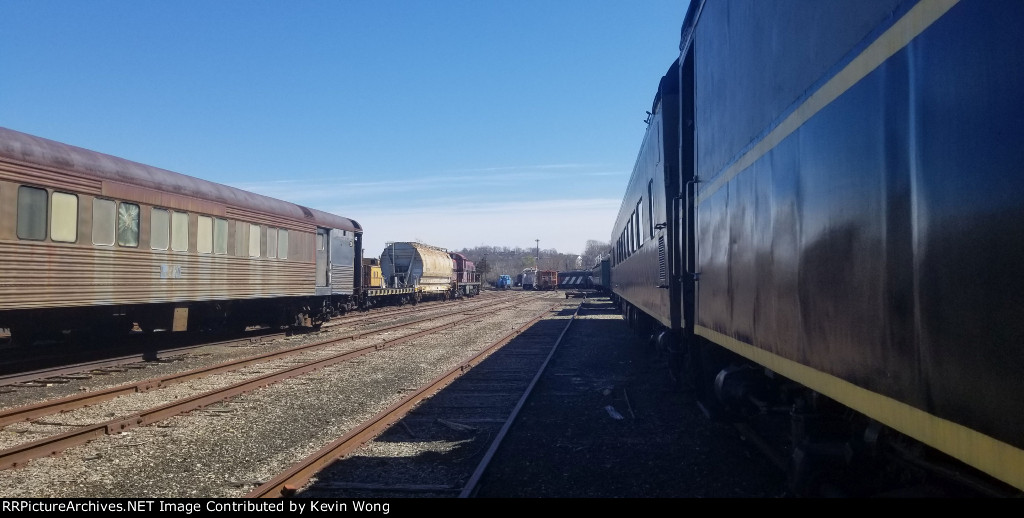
0,291 -> 529,393
251,298 -> 583,498
0,332 -> 286,391
0,291 -> 560,497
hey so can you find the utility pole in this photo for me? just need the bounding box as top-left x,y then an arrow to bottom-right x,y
535,239 -> 539,268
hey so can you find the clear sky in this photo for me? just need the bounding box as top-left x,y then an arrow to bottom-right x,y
1,1 -> 687,258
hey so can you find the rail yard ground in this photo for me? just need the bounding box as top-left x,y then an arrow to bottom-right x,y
473,294 -> 789,498
0,290 -> 789,499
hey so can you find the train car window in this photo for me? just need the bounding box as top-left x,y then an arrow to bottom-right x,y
93,198 -> 116,246
316,233 -> 324,251
50,192 -> 78,243
248,223 -> 260,257
171,211 -> 188,252
151,208 -> 169,250
625,219 -> 631,256
626,212 -> 634,252
656,119 -> 662,165
636,200 -> 643,247
213,218 -> 228,254
16,186 -> 47,240
629,213 -> 635,254
267,227 -> 278,258
117,203 -> 139,247
647,180 -> 654,239
622,223 -> 630,255
278,229 -> 288,259
197,216 -> 213,254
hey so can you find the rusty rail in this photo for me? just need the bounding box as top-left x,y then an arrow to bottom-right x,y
247,300 -> 569,498
0,300 -> 522,470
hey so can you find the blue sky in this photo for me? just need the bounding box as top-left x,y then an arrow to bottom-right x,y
1,1 -> 687,257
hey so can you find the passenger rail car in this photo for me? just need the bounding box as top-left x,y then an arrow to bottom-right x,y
611,0 -> 1024,496
590,257 -> 610,293
0,127 -> 361,346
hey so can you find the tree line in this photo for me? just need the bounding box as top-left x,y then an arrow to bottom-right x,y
454,240 -> 611,285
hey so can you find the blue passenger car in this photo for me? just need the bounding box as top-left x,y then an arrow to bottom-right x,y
610,0 -> 1024,496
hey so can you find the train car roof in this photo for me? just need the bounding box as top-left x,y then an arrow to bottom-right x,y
0,127 -> 361,233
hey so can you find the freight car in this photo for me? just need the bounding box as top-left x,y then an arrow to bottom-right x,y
378,241 -> 453,302
373,241 -> 479,305
535,270 -> 558,290
609,0 -> 1024,496
0,126 -> 361,346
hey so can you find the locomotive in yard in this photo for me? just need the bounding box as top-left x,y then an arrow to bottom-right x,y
557,270 -> 593,290
496,274 -> 513,290
520,268 -> 537,290
609,0 -> 1024,496
0,127 -> 478,348
449,251 -> 482,297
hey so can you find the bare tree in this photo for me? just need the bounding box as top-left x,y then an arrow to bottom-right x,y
455,239 -> 610,284
581,239 -> 611,269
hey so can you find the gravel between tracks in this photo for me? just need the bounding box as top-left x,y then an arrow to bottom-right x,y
0,291 -> 791,499
0,292 -> 555,498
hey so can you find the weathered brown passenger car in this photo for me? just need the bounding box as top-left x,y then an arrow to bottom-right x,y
0,127 -> 361,346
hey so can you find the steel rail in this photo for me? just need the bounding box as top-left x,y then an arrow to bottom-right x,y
0,332 -> 285,388
246,300 -> 568,498
457,300 -> 583,497
0,298 -> 518,429
0,301 -> 524,469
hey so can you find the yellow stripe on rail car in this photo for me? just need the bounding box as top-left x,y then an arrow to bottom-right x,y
695,324 -> 1024,492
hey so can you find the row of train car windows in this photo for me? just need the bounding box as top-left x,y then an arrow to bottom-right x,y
614,180 -> 657,266
15,186 -> 288,259
615,199 -> 644,264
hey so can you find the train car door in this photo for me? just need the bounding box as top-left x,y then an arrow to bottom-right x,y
316,228 -> 329,292
329,228 -> 356,294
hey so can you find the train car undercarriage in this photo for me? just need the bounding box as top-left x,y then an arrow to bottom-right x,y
614,295 -> 1019,498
